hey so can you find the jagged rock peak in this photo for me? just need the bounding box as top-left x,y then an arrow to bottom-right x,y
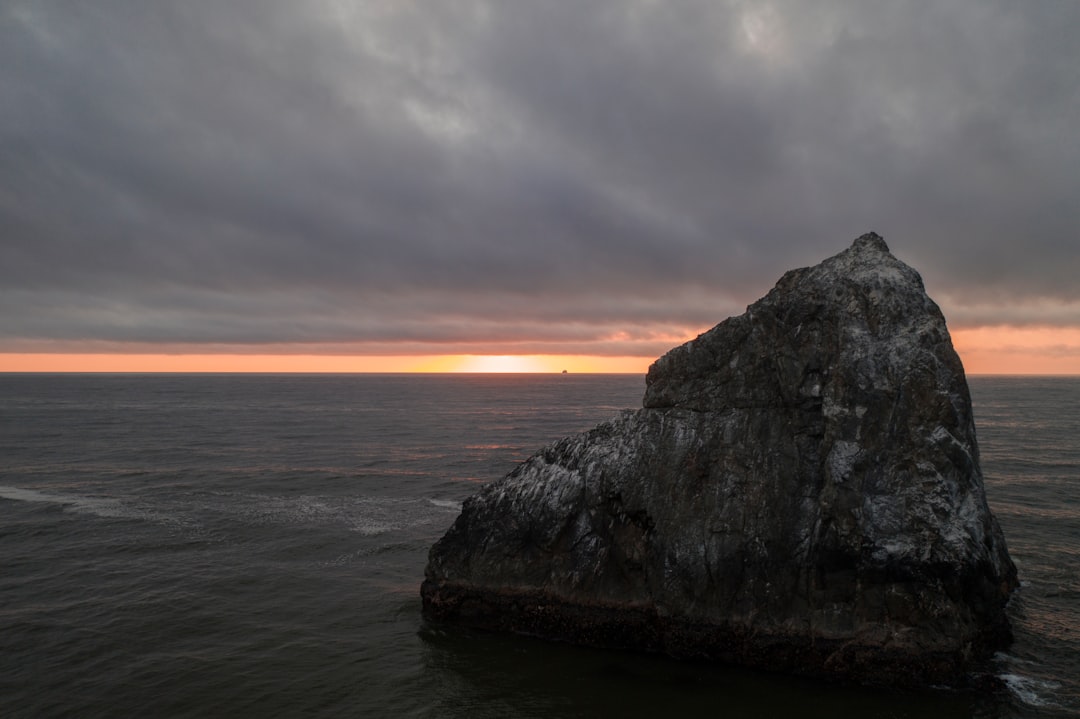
852,230 -> 889,253
643,231 -> 938,412
422,232 -> 1017,688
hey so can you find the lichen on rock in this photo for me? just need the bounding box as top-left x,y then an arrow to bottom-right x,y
421,233 -> 1018,687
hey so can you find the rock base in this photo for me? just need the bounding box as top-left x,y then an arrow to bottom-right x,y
422,580 -> 1012,687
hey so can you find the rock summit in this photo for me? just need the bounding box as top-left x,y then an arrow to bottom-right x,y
422,233 -> 1017,686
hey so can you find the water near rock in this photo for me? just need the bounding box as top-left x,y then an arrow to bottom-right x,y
422,233 -> 1018,687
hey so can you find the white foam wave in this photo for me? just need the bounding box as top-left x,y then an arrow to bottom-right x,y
0,485 -> 126,518
352,522 -> 396,537
216,493 -> 463,537
1000,673 -> 1061,708
994,651 -> 1036,667
1,485 -> 461,539
0,485 -> 57,504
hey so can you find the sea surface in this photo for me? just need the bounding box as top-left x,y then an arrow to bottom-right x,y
0,373 -> 1077,718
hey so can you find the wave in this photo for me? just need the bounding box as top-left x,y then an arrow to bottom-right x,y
999,672 -> 1062,708
0,484 -> 127,518
215,492 -> 462,536
0,484 -> 463,539
427,498 -> 463,511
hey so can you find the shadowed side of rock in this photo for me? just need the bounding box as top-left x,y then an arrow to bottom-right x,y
421,233 -> 1018,687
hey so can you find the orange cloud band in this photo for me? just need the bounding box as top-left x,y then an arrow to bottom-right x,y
0,353 -> 654,374
950,326 -> 1080,375
1,327 -> 1077,374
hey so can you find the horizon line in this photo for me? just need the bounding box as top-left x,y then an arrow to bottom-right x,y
1,370 -> 1076,377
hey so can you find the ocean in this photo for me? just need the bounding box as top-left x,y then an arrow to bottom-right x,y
0,373 -> 1076,718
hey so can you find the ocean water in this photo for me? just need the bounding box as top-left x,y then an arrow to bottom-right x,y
0,373 -> 1076,718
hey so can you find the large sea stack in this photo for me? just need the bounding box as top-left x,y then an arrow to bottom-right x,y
422,233 -> 1017,687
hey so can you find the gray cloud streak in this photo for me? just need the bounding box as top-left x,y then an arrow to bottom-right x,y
2,1 -> 1079,354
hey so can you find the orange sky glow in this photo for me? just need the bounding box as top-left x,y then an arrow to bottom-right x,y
0,327 -> 1077,374
949,327 -> 1080,375
0,352 -> 653,374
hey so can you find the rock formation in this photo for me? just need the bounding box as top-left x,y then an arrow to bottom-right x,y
421,233 -> 1017,687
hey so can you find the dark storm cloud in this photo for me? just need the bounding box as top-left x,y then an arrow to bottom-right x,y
2,0 -> 1079,352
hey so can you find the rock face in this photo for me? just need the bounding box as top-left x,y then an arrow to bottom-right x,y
421,233 -> 1017,687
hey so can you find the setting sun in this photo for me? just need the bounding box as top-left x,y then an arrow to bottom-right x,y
415,355 -> 550,373
410,354 -> 651,373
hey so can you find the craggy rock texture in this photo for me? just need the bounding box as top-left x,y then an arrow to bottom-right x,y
422,233 -> 1017,687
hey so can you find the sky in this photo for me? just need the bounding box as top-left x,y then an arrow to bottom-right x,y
2,1 -> 1079,373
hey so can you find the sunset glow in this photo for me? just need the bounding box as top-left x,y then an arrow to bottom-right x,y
0,326 -> 1077,374
950,327 -> 1080,375
0,353 -> 654,374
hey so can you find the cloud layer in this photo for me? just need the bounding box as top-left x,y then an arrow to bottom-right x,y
3,1 -> 1079,357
